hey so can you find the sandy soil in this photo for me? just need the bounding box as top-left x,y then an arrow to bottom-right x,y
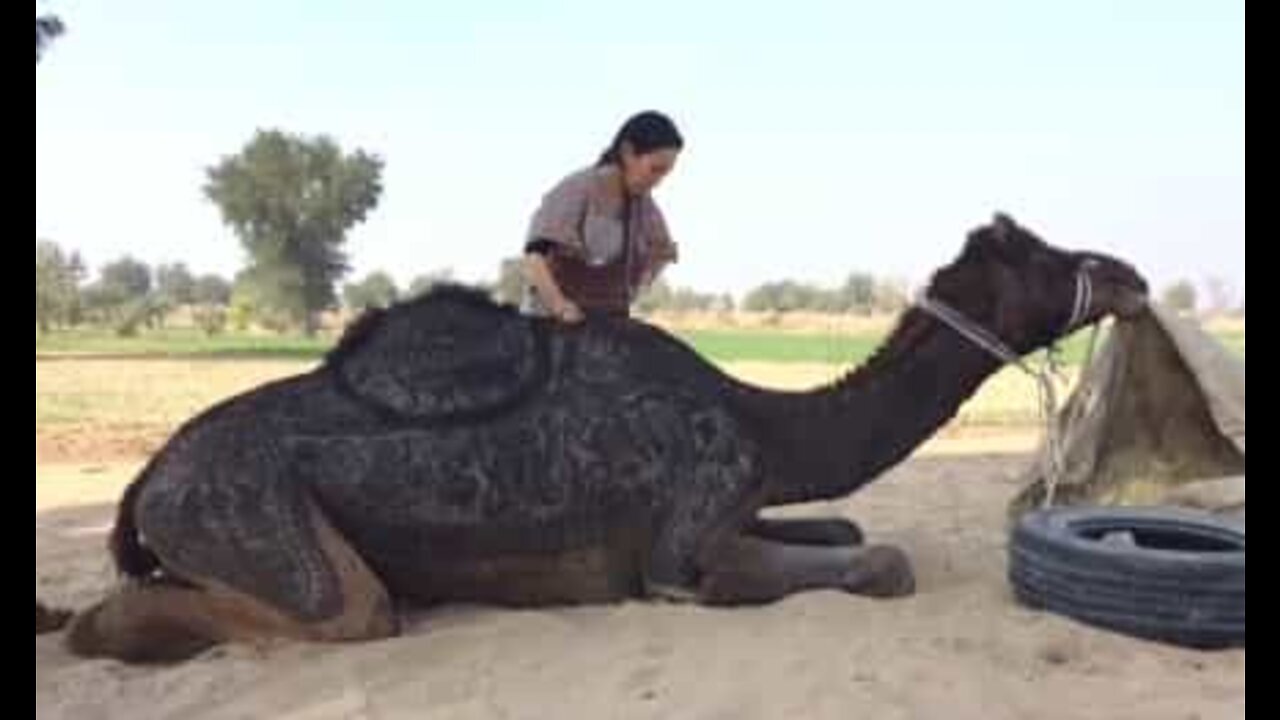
37,448 -> 1244,720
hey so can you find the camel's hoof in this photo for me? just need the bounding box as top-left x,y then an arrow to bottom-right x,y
644,582 -> 701,604
844,545 -> 916,599
36,601 -> 72,635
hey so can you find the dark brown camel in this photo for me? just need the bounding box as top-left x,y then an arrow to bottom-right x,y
65,213 -> 1147,663
37,600 -> 72,635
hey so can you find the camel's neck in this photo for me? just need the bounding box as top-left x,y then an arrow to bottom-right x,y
754,309 -> 1007,504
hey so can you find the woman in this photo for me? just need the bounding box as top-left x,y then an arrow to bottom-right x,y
521,110 -> 683,322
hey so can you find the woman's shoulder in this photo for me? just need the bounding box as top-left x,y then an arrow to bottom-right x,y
543,164 -> 605,199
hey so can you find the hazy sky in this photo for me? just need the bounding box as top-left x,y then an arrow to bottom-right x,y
36,0 -> 1245,304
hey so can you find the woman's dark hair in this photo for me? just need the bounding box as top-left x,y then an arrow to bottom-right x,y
597,111 -> 684,166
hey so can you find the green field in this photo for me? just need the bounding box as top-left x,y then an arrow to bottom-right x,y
35,328 -> 330,359
34,321 -> 1246,456
36,323 -> 1244,366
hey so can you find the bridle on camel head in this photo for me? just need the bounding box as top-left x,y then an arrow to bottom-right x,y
912,258 -> 1101,509
913,260 -> 1097,370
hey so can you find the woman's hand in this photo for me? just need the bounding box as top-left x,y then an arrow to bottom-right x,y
551,298 -> 585,324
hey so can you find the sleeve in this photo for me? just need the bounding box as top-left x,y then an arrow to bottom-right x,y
526,171 -> 590,258
523,238 -> 558,256
639,200 -> 678,284
648,202 -> 676,259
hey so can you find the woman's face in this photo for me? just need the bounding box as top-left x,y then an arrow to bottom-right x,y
620,143 -> 680,195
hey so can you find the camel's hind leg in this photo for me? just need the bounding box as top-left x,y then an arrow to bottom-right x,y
67,503 -> 397,664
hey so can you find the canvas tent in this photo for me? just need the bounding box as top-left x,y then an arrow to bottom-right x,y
1008,303 -> 1245,522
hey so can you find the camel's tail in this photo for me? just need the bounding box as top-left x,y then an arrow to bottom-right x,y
109,458 -> 161,578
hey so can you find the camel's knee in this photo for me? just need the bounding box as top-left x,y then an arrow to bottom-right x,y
308,571 -> 399,642
305,510 -> 399,642
64,587 -> 219,664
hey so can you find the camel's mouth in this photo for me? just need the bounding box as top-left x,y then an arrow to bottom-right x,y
1113,288 -> 1150,319
1080,253 -> 1149,320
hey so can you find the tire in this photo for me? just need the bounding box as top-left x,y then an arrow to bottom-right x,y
1008,506 -> 1245,649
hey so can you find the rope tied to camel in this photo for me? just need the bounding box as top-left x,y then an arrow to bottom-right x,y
915,270 -> 1100,509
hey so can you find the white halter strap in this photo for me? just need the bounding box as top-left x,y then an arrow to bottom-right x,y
912,266 -> 1097,509
913,267 -> 1095,368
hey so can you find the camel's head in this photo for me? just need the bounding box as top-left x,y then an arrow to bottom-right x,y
924,213 -> 1149,356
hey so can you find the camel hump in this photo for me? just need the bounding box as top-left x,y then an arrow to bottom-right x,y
327,284 -> 546,422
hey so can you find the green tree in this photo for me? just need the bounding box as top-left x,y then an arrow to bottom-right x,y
35,240 -> 83,332
100,256 -> 152,301
492,257 -> 526,306
744,280 -> 822,313
407,269 -> 455,298
343,271 -> 400,313
82,257 -> 152,328
193,274 -> 232,306
193,306 -> 228,337
873,277 -> 910,314
742,282 -> 782,312
635,279 -> 674,314
230,265 -> 304,334
839,272 -> 876,314
1161,280 -> 1198,314
204,129 -> 384,335
156,263 -> 197,306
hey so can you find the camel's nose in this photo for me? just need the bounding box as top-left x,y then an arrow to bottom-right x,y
1083,253 -> 1149,295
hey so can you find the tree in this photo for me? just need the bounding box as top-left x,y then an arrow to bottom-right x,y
193,306 -> 228,337
407,269 -> 455,299
80,284 -> 117,325
156,263 -> 197,306
839,272 -> 876,314
36,14 -> 64,64
873,277 -> 910,314
98,256 -> 152,302
76,257 -> 157,334
635,279 -> 674,314
492,257 -> 526,306
36,239 -> 83,332
193,274 -> 232,306
1161,280 -> 1198,315
204,129 -> 384,335
231,264 -> 306,333
38,14 -> 70,331
743,280 -> 821,313
343,271 -> 399,313
742,282 -> 782,313
227,279 -> 259,333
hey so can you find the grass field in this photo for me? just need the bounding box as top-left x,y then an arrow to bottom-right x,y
35,358 -> 1069,431
35,314 -> 1243,465
34,328 -> 329,359
35,321 -> 1244,366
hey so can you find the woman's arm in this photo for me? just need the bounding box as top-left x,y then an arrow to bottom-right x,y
523,248 -> 584,323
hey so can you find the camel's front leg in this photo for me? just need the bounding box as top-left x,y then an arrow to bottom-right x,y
745,517 -> 864,546
696,535 -> 916,605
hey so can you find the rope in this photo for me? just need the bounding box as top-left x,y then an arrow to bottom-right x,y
914,270 -> 1097,510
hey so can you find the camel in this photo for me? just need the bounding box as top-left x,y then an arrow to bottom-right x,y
65,213 -> 1147,663
37,600 -> 72,635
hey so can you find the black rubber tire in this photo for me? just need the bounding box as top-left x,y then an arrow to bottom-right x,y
1008,506 -> 1245,649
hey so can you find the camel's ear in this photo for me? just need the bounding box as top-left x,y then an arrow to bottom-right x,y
991,212 -> 1017,243
961,228 -> 989,260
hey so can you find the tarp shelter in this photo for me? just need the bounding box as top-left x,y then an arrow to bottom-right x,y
1008,304 -> 1245,522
